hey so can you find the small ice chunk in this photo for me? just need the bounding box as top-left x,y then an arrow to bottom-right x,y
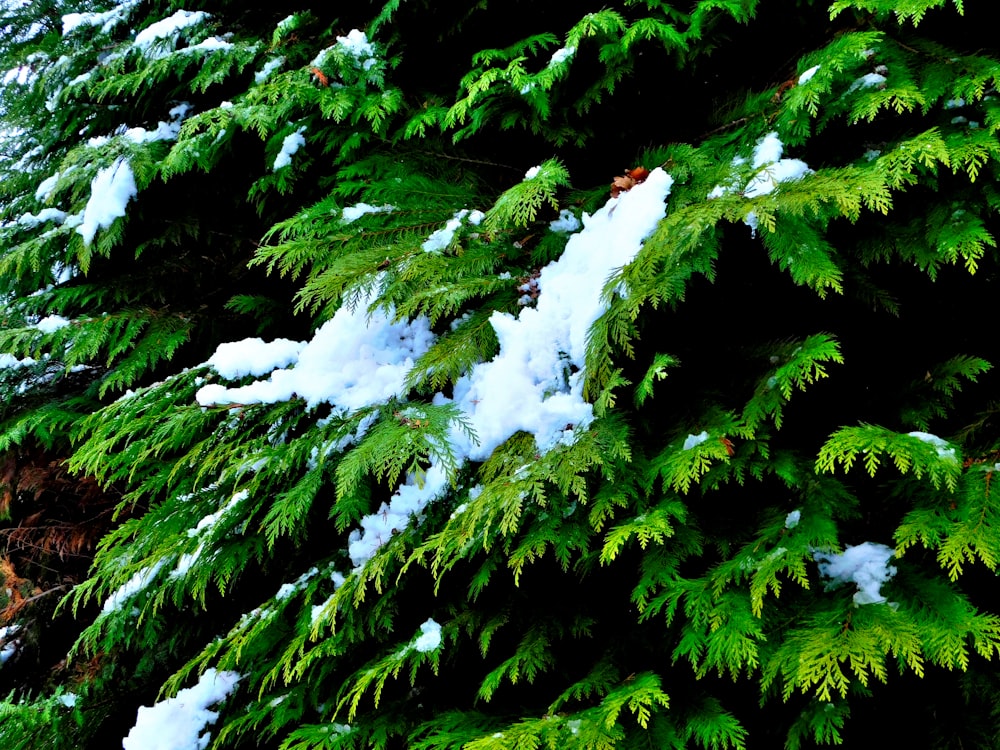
785,509 -> 801,528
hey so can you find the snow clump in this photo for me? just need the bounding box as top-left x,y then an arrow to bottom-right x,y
908,431 -> 957,460
196,286 -> 435,411
413,618 -> 442,653
815,542 -> 897,605
134,10 -> 208,58
342,203 -> 395,223
122,669 -> 241,750
77,157 -> 137,246
273,127 -> 306,171
797,65 -> 820,84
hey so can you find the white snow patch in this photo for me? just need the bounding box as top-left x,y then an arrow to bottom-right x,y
815,542 -> 896,605
255,57 -> 285,84
207,338 -> 305,379
35,165 -> 77,202
342,203 -> 394,223
743,132 -> 811,231
0,624 -> 19,665
797,65 -> 820,84
422,210 -> 471,252
524,165 -> 541,180
121,104 -> 192,144
196,288 -> 434,411
134,10 -> 208,57
77,157 -> 137,246
548,46 -> 575,66
184,37 -> 231,53
58,693 -> 78,708
549,209 -> 580,233
275,566 -> 319,601
337,29 -> 374,59
348,461 -> 450,568
62,0 -> 139,35
102,559 -> 167,613
337,29 -> 377,70
273,128 -> 306,171
908,431 -> 957,460
35,315 -> 70,333
444,168 -> 673,462
848,72 -> 887,92
17,208 -> 67,227
682,431 -> 709,450
122,669 -> 241,750
413,618 -> 442,653
785,509 -> 801,529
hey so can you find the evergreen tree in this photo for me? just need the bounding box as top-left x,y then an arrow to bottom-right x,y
1,0 -> 999,748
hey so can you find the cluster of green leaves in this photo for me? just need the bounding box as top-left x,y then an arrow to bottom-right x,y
2,0 -> 1000,748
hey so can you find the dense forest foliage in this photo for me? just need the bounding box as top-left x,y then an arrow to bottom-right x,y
1,0 -> 1000,748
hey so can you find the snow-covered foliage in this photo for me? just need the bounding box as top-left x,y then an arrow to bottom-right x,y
122,669 -> 241,750
1,1 -> 1000,749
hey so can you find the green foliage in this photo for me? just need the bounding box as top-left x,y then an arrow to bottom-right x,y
1,0 -> 1000,749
